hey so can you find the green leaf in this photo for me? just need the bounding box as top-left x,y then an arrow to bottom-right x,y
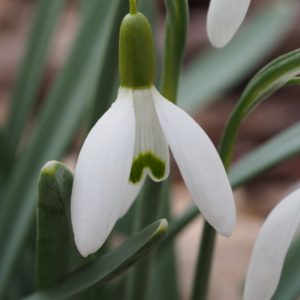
0,1 -> 128,296
159,204 -> 199,252
178,1 -> 297,111
229,121 -> 300,186
7,0 -> 66,150
0,129 -> 14,183
77,0 -> 90,16
24,219 -> 168,300
273,237 -> 300,300
219,48 -> 300,168
286,76 -> 300,86
36,161 -> 84,290
151,182 -> 180,300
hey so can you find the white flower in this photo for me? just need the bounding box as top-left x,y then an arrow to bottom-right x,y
71,86 -> 236,257
207,0 -> 251,48
244,188 -> 300,300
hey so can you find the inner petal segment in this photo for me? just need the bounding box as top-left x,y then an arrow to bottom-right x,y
129,88 -> 170,184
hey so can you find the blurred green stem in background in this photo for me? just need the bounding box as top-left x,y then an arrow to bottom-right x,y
7,0 -> 65,153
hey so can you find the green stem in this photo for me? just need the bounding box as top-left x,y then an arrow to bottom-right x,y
129,0 -> 137,14
191,72 -> 242,300
191,224 -> 216,300
125,180 -> 163,300
160,0 -> 188,102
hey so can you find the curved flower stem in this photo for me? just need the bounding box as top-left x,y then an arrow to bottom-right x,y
160,0 -> 188,103
129,0 -> 137,14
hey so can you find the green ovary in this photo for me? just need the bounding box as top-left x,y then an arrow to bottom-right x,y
129,152 -> 166,184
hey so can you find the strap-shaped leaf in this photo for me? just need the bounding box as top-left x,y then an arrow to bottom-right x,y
0,0 -> 127,296
24,219 -> 168,300
219,48 -> 300,167
0,129 -> 14,183
229,121 -> 300,186
77,0 -> 90,16
36,161 -> 84,290
7,0 -> 66,150
178,1 -> 297,111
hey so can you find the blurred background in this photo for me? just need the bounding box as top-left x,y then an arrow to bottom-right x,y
0,0 -> 300,299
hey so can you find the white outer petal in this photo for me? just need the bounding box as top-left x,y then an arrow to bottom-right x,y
207,0 -> 251,48
152,87 -> 235,236
244,188 -> 300,300
71,89 -> 135,257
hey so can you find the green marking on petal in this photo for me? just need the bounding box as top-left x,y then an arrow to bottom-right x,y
129,152 -> 166,184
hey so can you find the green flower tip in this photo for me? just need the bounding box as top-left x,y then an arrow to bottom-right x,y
119,12 -> 155,89
129,152 -> 166,184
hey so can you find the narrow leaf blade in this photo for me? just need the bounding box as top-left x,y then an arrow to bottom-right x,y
8,0 -> 66,149
36,161 -> 84,289
24,219 -> 168,300
0,1 -> 127,295
229,121 -> 300,186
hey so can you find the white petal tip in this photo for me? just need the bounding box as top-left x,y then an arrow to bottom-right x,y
208,36 -> 229,49
74,233 -> 104,257
219,222 -> 235,237
215,213 -> 236,238
207,0 -> 251,48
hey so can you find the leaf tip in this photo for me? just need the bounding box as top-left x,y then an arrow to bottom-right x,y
40,160 -> 62,177
155,218 -> 168,236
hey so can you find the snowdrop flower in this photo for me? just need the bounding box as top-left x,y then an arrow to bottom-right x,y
207,0 -> 251,47
244,188 -> 300,300
71,8 -> 235,257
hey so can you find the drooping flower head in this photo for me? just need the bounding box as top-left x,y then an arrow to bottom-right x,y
207,0 -> 251,47
71,4 -> 236,257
